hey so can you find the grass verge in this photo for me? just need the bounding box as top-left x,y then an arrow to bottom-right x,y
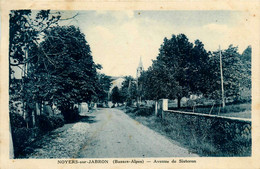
124,106 -> 251,157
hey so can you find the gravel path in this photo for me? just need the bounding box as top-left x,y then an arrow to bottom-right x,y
25,122 -> 91,158
26,108 -> 198,158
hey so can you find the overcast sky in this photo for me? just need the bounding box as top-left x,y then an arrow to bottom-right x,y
57,10 -> 251,77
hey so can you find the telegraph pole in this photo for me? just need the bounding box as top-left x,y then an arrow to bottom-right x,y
219,45 -> 225,108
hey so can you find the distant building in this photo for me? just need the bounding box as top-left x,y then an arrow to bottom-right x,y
108,57 -> 144,104
136,57 -> 144,79
109,56 -> 144,93
109,76 -> 125,93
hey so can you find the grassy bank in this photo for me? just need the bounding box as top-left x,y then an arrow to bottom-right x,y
124,106 -> 251,157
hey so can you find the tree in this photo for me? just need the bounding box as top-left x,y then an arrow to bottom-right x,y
120,76 -> 137,105
241,45 -> 251,63
207,45 -> 251,103
9,10 -> 63,127
240,46 -> 251,90
25,25 -> 100,121
145,34 -> 210,108
111,87 -> 122,105
97,73 -> 112,102
9,10 -> 62,74
139,62 -> 177,101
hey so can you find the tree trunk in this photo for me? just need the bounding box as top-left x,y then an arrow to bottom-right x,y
32,109 -> 35,127
39,101 -> 42,115
177,97 -> 181,109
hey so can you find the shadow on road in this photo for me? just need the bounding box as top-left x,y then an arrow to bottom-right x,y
78,115 -> 98,124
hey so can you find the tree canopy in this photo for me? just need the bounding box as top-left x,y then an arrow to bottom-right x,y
120,76 -> 137,105
111,87 -> 123,104
140,34 -> 211,107
97,73 -> 112,102
25,25 -> 100,110
139,34 -> 251,107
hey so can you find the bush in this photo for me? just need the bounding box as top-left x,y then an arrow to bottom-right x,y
135,107 -> 154,117
10,113 -> 26,128
37,115 -> 64,132
61,108 -> 80,123
11,127 -> 40,157
52,115 -> 65,128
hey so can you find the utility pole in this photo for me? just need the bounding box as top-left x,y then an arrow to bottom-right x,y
219,45 -> 225,108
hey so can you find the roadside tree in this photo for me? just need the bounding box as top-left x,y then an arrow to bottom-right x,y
25,25 -> 100,121
111,87 -> 123,105
146,34 -> 210,108
208,45 -> 251,103
120,76 -> 137,106
97,73 -> 112,103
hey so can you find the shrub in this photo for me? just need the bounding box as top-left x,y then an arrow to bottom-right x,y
11,127 -> 40,157
37,115 -> 64,132
61,108 -> 80,123
135,107 -> 154,117
10,113 -> 26,128
52,115 -> 65,128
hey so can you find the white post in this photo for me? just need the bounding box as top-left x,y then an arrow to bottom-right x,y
219,45 -> 225,108
162,99 -> 168,111
161,99 -> 168,119
155,101 -> 158,116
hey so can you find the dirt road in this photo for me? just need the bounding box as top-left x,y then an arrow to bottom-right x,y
25,108 -> 198,158
77,108 -> 198,158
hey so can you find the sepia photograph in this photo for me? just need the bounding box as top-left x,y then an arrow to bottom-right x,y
8,10 -> 253,159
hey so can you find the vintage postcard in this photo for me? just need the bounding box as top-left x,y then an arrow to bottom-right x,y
1,0 -> 260,169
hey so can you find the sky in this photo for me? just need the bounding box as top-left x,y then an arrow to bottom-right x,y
15,10 -> 253,78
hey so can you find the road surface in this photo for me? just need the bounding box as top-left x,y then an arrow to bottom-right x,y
26,108 -> 198,158
77,108 -> 198,158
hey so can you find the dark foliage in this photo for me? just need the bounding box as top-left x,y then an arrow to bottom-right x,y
37,115 -> 65,132
139,34 -> 211,107
11,127 -> 41,157
120,76 -> 138,105
61,107 -> 80,123
139,33 -> 251,107
111,86 -> 123,104
134,107 -> 154,117
125,107 -> 154,117
10,113 -> 26,128
97,73 -> 112,102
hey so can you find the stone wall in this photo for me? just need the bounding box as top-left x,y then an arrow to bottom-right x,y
162,110 -> 251,156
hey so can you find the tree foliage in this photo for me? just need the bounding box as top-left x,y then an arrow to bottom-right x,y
140,34 -> 251,107
140,34 -> 210,107
9,10 -> 61,67
207,45 -> 251,101
97,73 -> 112,102
120,76 -> 137,105
9,10 -> 64,126
240,45 -> 251,89
25,25 -> 100,113
111,87 -> 123,104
